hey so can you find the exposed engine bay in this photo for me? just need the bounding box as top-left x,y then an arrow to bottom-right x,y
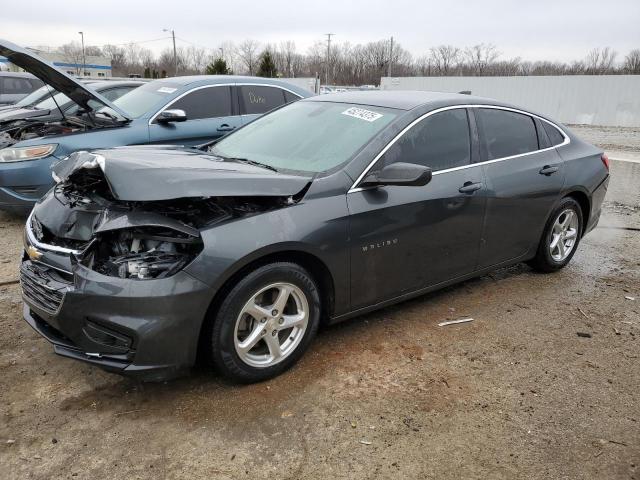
0,118 -> 88,148
30,151 -> 308,280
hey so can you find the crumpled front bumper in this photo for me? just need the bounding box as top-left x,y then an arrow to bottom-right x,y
21,259 -> 214,381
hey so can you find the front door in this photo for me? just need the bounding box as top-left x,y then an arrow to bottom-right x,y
348,108 -> 487,310
148,85 -> 241,146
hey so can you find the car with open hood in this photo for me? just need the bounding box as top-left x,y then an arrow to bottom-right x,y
20,90 -> 609,383
0,40 -> 310,213
0,79 -> 142,130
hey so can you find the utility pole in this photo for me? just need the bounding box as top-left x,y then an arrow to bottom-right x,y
388,36 -> 394,77
163,28 -> 177,76
78,31 -> 86,77
325,33 -> 334,86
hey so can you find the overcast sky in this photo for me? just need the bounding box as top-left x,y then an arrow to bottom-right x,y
3,0 -> 639,62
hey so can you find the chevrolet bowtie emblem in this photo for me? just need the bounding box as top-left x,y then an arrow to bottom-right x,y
26,245 -> 43,261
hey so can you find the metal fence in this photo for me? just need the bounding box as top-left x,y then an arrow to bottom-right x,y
380,75 -> 640,127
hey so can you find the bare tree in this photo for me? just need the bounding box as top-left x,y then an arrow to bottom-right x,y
623,49 -> 640,74
59,42 -> 84,75
463,43 -> 500,75
237,39 -> 260,75
584,47 -> 618,74
102,44 -> 127,71
186,46 -> 208,73
429,45 -> 460,75
279,41 -> 297,77
84,46 -> 103,57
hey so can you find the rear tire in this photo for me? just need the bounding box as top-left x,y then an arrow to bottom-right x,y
209,262 -> 321,383
527,197 -> 583,273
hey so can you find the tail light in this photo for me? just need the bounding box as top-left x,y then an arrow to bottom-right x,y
601,153 -> 610,172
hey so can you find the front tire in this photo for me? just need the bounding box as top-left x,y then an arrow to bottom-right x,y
210,262 -> 321,383
528,197 -> 583,273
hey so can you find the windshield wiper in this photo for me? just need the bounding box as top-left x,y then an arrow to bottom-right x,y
221,156 -> 278,173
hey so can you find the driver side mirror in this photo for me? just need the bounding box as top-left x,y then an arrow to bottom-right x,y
157,109 -> 187,123
362,162 -> 432,187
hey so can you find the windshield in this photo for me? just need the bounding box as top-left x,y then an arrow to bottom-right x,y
15,85 -> 52,107
111,81 -> 182,118
211,101 -> 399,173
34,91 -> 72,111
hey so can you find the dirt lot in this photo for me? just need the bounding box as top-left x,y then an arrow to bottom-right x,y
1,159 -> 639,479
569,124 -> 640,154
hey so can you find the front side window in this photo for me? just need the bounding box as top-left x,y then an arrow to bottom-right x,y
380,109 -> 471,172
168,86 -> 232,121
239,86 -> 288,115
477,108 -> 539,160
211,101 -> 399,173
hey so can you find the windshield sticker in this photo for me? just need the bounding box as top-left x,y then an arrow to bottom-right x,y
157,87 -> 177,94
341,107 -> 383,122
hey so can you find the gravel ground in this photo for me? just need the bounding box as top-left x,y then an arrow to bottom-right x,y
569,125 -> 640,153
0,160 -> 638,479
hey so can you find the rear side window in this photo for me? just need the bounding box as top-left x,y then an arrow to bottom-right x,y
284,90 -> 301,104
477,108 -> 539,160
169,86 -> 232,120
239,86 -> 287,115
29,78 -> 44,89
381,108 -> 471,172
543,122 -> 565,147
1,77 -> 34,94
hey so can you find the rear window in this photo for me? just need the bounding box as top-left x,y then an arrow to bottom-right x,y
477,108 -> 539,160
543,122 -> 565,147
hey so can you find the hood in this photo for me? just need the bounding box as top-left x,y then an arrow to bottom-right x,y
52,147 -> 313,202
0,39 -> 130,120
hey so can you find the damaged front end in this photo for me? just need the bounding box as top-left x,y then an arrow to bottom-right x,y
28,150 -> 308,280
22,150 -> 310,380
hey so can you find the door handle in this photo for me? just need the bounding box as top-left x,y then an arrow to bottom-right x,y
458,181 -> 483,194
217,124 -> 235,132
539,165 -> 559,176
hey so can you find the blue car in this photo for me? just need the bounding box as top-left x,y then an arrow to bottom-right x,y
0,40 -> 311,213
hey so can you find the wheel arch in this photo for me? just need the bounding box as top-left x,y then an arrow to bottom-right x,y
563,189 -> 591,234
196,248 -> 336,364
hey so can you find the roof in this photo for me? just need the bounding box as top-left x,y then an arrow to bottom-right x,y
0,71 -> 38,79
87,80 -> 145,89
303,90 -> 514,111
154,75 -> 300,86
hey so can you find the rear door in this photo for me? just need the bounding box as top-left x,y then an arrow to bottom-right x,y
238,85 -> 299,125
475,107 -> 565,268
348,108 -> 487,309
148,85 -> 241,146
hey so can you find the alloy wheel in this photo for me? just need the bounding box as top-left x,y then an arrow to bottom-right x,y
549,208 -> 579,262
233,282 -> 309,368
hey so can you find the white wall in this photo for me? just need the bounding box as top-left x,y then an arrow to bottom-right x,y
380,75 -> 640,127
280,77 -> 318,94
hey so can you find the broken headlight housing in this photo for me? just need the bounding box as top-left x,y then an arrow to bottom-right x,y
85,227 -> 203,280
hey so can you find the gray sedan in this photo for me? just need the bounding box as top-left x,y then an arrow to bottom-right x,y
21,91 -> 609,382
